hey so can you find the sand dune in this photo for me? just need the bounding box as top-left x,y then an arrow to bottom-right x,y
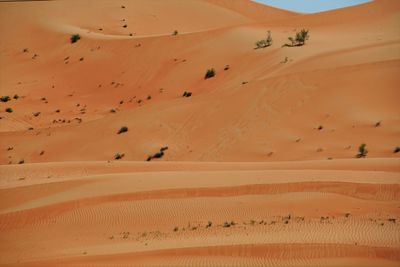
0,0 -> 399,266
0,160 -> 400,266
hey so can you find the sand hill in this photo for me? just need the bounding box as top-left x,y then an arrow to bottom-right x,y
0,0 -> 399,266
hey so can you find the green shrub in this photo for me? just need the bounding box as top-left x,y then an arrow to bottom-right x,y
117,126 -> 128,134
204,68 -> 215,79
356,144 -> 368,158
295,29 -> 309,46
5,108 -> 13,113
147,146 -> 168,161
284,29 -> 310,47
114,153 -> 125,160
70,34 -> 81,43
255,31 -> 273,49
1,96 -> 10,102
182,91 -> 192,97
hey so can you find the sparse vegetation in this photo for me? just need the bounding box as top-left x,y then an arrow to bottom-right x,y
172,30 -> 178,36
146,146 -> 168,161
223,221 -> 231,228
117,126 -> 128,134
204,68 -> 215,79
173,227 -> 178,232
182,91 -> 192,97
255,30 -> 273,49
114,153 -> 125,160
394,146 -> 400,153
281,56 -> 289,63
206,221 -> 212,228
1,96 -> 10,102
283,29 -> 310,47
18,159 -> 24,164
5,108 -> 13,113
356,143 -> 368,158
70,34 -> 81,44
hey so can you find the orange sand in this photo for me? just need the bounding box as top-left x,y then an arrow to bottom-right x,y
0,0 -> 399,266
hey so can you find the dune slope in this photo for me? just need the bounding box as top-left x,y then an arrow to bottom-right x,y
0,0 -> 400,266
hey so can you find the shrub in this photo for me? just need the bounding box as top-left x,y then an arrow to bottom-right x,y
295,29 -> 309,46
13,95 -> 19,100
70,34 -> 81,44
5,108 -> 13,113
1,96 -> 10,102
18,159 -> 24,164
284,29 -> 310,47
152,151 -> 164,159
281,56 -> 289,63
394,146 -> 400,153
204,68 -> 215,79
206,221 -> 212,228
182,91 -> 192,97
255,31 -> 273,49
147,146 -> 168,161
356,144 -> 368,158
223,221 -> 231,228
173,227 -> 178,232
117,126 -> 128,134
172,30 -> 178,36
114,153 -> 125,160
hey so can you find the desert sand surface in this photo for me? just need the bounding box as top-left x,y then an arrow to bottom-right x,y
0,0 -> 400,266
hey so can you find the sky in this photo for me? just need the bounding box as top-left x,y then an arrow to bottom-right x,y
252,0 -> 372,13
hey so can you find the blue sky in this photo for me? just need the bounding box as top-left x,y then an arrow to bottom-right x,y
252,0 -> 372,13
